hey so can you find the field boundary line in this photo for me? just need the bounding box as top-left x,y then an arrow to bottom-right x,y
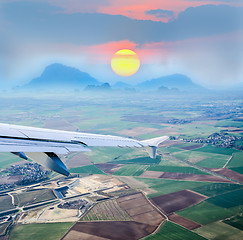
159,151 -> 243,185
141,191 -> 168,235
223,154 -> 233,168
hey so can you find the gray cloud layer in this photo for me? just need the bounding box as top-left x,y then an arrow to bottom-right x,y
1,2 -> 242,45
145,9 -> 175,19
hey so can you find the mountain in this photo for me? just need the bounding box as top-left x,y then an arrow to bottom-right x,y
23,63 -> 100,90
112,81 -> 133,89
137,74 -> 205,91
85,83 -> 112,91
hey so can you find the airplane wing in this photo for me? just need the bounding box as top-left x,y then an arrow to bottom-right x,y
0,123 -> 168,176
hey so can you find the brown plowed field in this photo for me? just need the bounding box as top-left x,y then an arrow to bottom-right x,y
140,171 -> 232,183
62,221 -> 155,240
179,144 -> 203,150
118,193 -> 165,226
63,192 -> 165,239
209,168 -> 243,182
140,171 -> 164,178
169,214 -> 201,230
151,189 -> 207,214
95,163 -> 124,174
159,172 -> 231,182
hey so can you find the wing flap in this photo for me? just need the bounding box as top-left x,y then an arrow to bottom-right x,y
0,137 -> 90,154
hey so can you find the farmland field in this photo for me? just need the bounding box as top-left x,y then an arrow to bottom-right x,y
117,193 -> 164,225
174,143 -> 203,150
0,194 -> 15,212
147,165 -> 208,175
147,171 -> 232,183
174,150 -> 230,168
144,221 -> 206,240
168,214 -> 201,230
227,152 -> 243,168
206,188 -> 243,208
0,153 -> 24,169
10,222 -> 74,240
151,190 -> 206,214
195,157 -> 229,168
109,156 -> 161,165
14,189 -> 56,207
230,167 -> 243,174
177,201 -> 238,225
192,145 -> 239,155
135,178 -> 208,198
161,147 -> 183,154
84,147 -> 135,164
215,120 -> 243,128
94,163 -> 123,174
63,221 -> 155,240
223,213 -> 243,231
81,199 -> 131,221
113,164 -> 148,176
192,182 -> 243,197
194,222 -> 243,240
70,164 -> 105,174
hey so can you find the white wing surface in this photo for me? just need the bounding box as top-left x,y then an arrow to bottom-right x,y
0,123 -> 168,176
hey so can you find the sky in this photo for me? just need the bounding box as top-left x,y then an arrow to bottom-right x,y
0,0 -> 242,88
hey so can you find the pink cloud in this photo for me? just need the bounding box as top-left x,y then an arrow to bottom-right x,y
47,0 -> 240,22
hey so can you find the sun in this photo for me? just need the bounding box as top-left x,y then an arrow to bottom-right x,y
111,49 -> 140,77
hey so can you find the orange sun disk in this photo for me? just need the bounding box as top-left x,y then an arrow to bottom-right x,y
111,49 -> 140,77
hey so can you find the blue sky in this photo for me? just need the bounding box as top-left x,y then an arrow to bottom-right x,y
0,0 -> 242,88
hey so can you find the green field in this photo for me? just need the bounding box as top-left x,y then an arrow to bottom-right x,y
227,152 -> 243,168
192,145 -> 239,155
230,167 -> 243,174
158,155 -> 188,167
109,156 -> 161,165
0,194 -> 15,212
206,188 -> 243,208
195,155 -> 230,168
194,222 -> 243,240
215,120 -> 243,128
147,165 -> 208,175
173,150 -> 230,168
161,147 -> 183,154
192,182 -> 243,197
224,213 -> 243,231
144,221 -> 206,240
177,201 -> 237,225
113,164 -> 148,176
178,123 -> 217,137
0,153 -> 24,169
10,223 -> 73,240
173,142 -> 203,149
135,178 -> 208,198
84,147 -> 137,164
70,164 -> 105,174
14,189 -> 56,207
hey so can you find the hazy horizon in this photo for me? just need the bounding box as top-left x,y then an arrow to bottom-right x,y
0,0 -> 242,89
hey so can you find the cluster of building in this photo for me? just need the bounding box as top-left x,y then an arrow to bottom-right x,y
1,163 -> 50,187
183,132 -> 243,149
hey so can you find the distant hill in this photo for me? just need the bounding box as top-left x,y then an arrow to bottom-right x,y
23,63 -> 100,90
85,83 -> 112,91
112,81 -> 133,89
137,74 -> 205,91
